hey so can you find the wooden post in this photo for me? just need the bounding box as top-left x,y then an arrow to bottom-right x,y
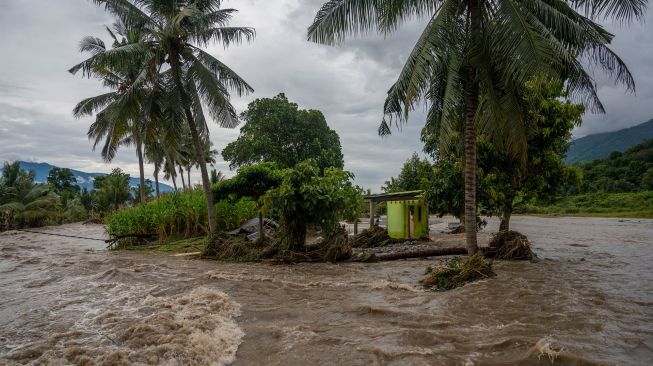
369,200 -> 375,228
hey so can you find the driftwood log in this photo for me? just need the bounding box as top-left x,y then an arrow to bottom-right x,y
376,247 -> 492,261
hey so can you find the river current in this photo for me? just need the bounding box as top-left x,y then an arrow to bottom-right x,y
1,216 -> 652,365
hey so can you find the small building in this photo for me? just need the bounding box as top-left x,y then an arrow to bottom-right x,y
363,190 -> 429,240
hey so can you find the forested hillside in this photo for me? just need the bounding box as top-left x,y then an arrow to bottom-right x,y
566,119 -> 653,163
575,139 -> 653,193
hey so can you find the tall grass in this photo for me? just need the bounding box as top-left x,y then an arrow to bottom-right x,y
106,189 -> 257,243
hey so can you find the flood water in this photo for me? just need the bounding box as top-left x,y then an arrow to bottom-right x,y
1,216 -> 652,365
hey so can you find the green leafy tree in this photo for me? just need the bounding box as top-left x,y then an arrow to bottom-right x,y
263,160 -> 359,252
78,0 -> 255,235
480,81 -> 585,230
382,153 -> 433,193
308,0 -> 638,254
222,94 -> 344,172
47,168 -> 80,205
93,168 -> 131,212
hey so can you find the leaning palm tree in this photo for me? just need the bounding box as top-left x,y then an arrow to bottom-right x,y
308,0 -> 641,253
80,0 -> 255,234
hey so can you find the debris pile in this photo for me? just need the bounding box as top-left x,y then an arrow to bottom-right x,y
487,230 -> 534,260
420,253 -> 495,290
350,226 -> 403,248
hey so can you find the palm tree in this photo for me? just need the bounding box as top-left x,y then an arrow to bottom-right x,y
0,162 -> 58,229
210,169 -> 226,185
308,0 -> 640,253
82,0 -> 255,234
70,22 -> 160,204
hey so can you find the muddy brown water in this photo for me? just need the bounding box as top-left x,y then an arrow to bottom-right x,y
1,217 -> 652,365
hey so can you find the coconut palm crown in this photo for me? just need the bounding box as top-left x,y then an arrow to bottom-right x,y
308,0 -> 642,253
73,0 -> 255,233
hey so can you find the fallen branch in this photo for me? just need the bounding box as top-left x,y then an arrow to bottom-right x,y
105,233 -> 156,248
375,247 -> 492,261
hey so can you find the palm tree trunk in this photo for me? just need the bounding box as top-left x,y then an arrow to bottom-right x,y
179,165 -> 186,190
136,140 -> 146,204
172,174 -> 178,191
187,167 -> 191,189
154,167 -> 161,198
169,52 -> 217,235
463,0 -> 481,255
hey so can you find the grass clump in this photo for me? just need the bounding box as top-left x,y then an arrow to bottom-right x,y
421,253 -> 495,291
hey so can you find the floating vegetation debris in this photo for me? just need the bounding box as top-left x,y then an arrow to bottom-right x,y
204,226 -> 353,263
350,226 -> 403,248
420,253 -> 495,291
487,230 -> 534,260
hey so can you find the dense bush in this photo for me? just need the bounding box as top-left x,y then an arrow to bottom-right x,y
263,160 -> 360,252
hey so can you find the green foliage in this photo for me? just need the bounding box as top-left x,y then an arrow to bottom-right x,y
263,160 -> 359,252
222,94 -> 344,172
0,162 -> 59,230
214,198 -> 258,231
106,189 -> 258,246
575,139 -> 653,193
47,167 -> 80,204
517,191 -> 653,218
212,162 -> 283,203
93,168 -> 131,212
106,189 -> 208,243
382,153 -> 432,193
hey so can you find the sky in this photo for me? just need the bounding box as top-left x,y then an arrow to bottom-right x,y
0,0 -> 651,191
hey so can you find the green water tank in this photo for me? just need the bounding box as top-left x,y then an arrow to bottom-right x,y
386,198 -> 429,239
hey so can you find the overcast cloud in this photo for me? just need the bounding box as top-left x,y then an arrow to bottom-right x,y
0,0 -> 651,190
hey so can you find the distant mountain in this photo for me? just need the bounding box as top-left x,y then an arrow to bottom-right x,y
566,119 -> 653,164
16,161 -> 174,193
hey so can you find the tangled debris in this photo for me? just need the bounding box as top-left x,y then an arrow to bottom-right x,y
487,230 -> 534,260
204,226 -> 353,263
420,253 -> 495,290
350,226 -> 403,248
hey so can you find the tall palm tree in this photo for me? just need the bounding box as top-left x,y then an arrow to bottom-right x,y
81,0 -> 255,234
308,0 -> 640,253
70,22 -> 161,204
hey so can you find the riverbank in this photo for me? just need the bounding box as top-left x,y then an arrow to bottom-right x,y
1,217 -> 652,365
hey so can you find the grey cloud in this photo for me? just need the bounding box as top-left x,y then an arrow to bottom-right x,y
1,0 -> 652,191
